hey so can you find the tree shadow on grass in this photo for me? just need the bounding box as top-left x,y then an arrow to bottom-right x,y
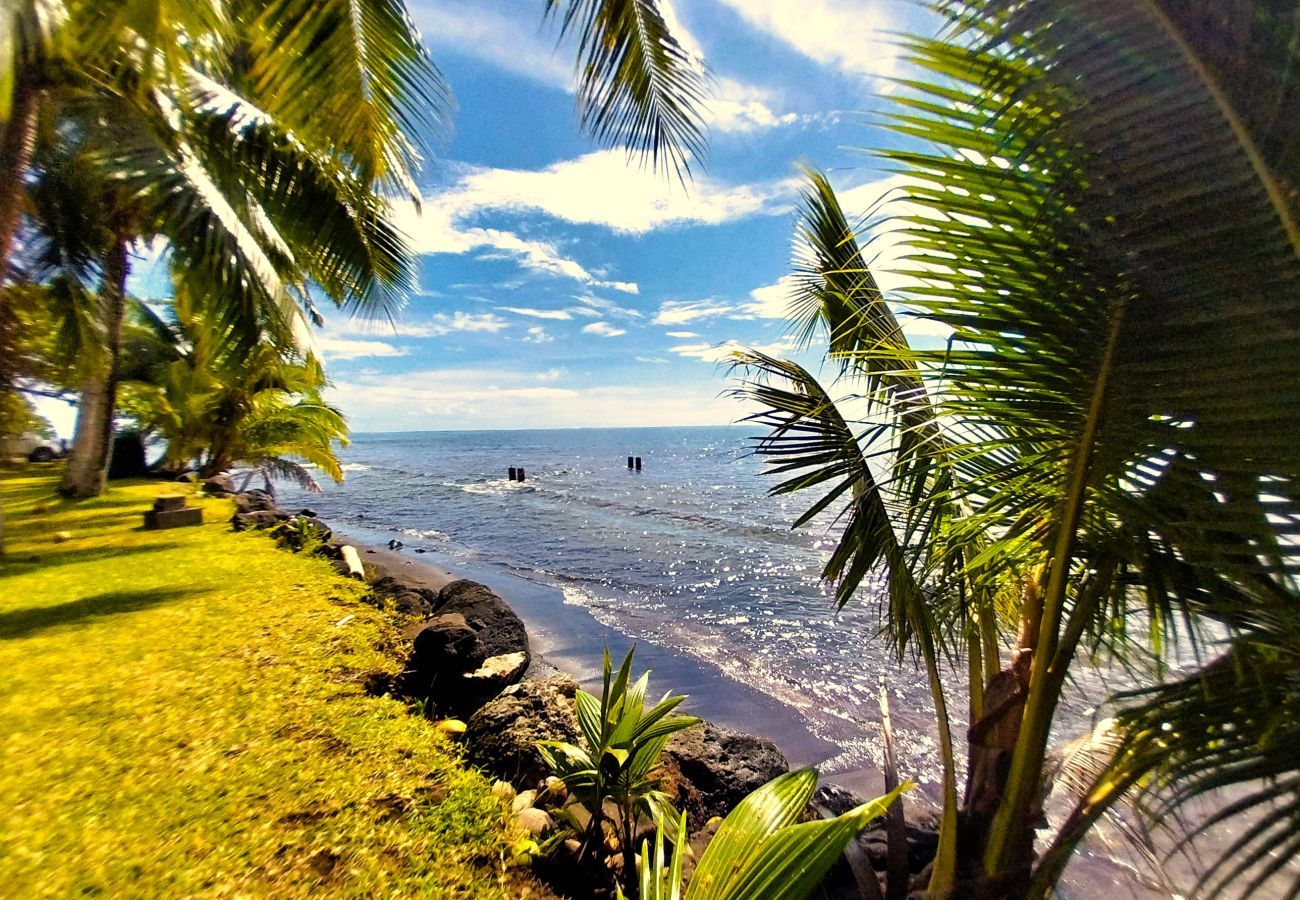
0,588 -> 189,640
3,540 -> 187,573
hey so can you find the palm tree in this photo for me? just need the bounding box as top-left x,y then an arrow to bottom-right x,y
731,3 -> 1300,897
2,0 -> 706,501
121,294 -> 347,490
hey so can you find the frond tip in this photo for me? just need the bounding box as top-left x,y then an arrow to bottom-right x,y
546,0 -> 708,182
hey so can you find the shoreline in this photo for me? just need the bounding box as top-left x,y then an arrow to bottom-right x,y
352,533 -> 846,772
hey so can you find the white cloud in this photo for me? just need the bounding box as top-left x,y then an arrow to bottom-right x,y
413,3 -> 573,91
437,150 -> 794,235
328,367 -> 743,430
652,299 -> 735,325
314,337 -> 408,360
419,311 -> 509,336
500,306 -> 573,320
599,280 -> 640,294
671,337 -> 798,363
714,0 -> 902,81
665,330 -> 699,338
635,356 -> 671,364
582,321 -> 626,338
537,367 -> 565,381
738,274 -> 800,318
576,293 -> 641,319
392,199 -> 612,286
707,78 -> 802,133
522,325 -> 554,344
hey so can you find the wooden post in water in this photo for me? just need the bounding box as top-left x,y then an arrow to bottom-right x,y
508,467 -> 517,481
627,456 -> 634,469
635,456 -> 642,471
517,467 -> 526,482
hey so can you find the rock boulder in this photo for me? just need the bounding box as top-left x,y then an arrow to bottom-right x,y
436,580 -> 529,658
662,722 -> 789,829
466,675 -> 580,789
231,509 -> 290,531
399,612 -> 487,700
202,473 -> 236,496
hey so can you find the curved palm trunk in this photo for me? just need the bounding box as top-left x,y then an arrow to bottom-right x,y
0,77 -> 38,284
0,79 -> 38,551
59,236 -> 130,498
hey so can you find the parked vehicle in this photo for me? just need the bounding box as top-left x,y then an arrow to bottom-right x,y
1,432 -> 65,462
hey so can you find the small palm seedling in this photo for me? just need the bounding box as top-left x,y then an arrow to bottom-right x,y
628,768 -> 911,900
538,647 -> 699,892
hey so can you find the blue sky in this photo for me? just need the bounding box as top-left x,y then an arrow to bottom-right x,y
43,0 -> 946,436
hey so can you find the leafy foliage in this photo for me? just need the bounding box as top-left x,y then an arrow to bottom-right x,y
628,770 -> 911,900
539,647 -> 699,890
546,0 -> 708,182
121,292 -> 347,489
731,2 -> 1300,895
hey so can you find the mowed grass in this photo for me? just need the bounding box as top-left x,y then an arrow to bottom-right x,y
0,469 -> 539,898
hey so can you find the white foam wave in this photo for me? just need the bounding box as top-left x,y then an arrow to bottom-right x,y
340,463 -> 371,472
400,527 -> 448,540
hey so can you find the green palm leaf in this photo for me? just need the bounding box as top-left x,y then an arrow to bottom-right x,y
546,0 -> 708,182
243,0 -> 450,197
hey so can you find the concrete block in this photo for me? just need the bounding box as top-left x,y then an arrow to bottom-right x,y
144,507 -> 203,529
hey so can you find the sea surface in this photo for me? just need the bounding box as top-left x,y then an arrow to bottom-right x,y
271,425 -> 1215,897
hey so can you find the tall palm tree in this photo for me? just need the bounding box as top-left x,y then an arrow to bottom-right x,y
2,0 -> 707,501
732,3 -> 1300,897
121,289 -> 347,489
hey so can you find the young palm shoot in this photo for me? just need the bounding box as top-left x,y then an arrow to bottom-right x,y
626,769 -> 912,900
539,647 -> 699,892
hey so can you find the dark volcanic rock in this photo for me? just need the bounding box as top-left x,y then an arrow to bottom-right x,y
389,591 -> 434,617
202,473 -> 236,495
662,722 -> 789,828
465,675 -> 580,789
436,580 -> 529,658
396,613 -> 487,702
231,509 -> 289,531
233,491 -> 278,514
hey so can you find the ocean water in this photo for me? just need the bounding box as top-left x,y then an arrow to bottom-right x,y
268,425 -> 1280,898
274,426 -> 1126,784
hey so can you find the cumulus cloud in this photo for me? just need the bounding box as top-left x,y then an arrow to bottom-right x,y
522,325 -> 554,344
582,321 -> 626,337
500,306 -> 573,320
436,150 -> 794,235
314,337 -> 408,360
707,78 -> 802,133
665,331 -> 699,338
713,0 -> 902,81
738,274 -> 801,318
418,311 -> 509,336
671,337 -> 798,363
652,299 -> 736,325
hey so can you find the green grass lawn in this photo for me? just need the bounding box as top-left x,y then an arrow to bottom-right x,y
0,469 -> 540,897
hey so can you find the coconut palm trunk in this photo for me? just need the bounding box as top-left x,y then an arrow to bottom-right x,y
0,77 -> 38,283
59,233 -> 129,498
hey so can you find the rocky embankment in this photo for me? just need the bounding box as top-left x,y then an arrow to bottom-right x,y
204,475 -> 937,897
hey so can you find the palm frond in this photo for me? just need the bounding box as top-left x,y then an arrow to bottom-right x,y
243,0 -> 451,197
546,0 -> 708,182
181,69 -> 413,320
